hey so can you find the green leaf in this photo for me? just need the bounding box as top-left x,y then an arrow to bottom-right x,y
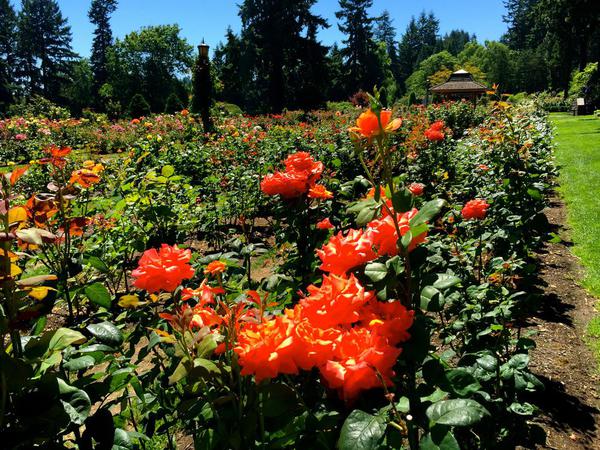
508,353 -> 529,370
87,321 -> 123,347
168,360 -> 189,385
364,262 -> 388,282
421,286 -> 444,312
409,199 -> 446,227
401,230 -> 413,249
161,165 -> 175,177
433,274 -> 461,290
426,399 -> 490,427
419,425 -> 459,450
63,355 -> 96,372
356,206 -> 379,226
262,383 -> 299,418
48,328 -> 86,352
84,255 -> 110,274
476,355 -> 498,372
196,333 -> 217,358
508,402 -> 535,416
113,428 -> 134,450
445,369 -> 481,397
338,410 -> 386,450
58,378 -> 91,425
85,282 -> 112,309
527,188 -> 542,200
391,188 -> 412,213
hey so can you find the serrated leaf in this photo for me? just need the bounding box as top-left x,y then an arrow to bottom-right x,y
85,282 -> 112,309
58,378 -> 91,425
433,274 -> 461,290
338,410 -> 386,450
426,399 -> 489,426
364,262 -> 388,282
409,199 -> 446,227
86,321 -> 123,347
421,286 -> 444,312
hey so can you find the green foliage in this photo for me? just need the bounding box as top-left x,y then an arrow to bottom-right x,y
16,0 -> 76,103
568,62 -> 599,100
164,92 -> 185,114
0,0 -> 17,113
64,58 -> 94,115
222,0 -> 330,113
8,94 -> 71,119
128,93 -> 151,118
88,0 -> 118,105
405,51 -> 457,99
108,24 -> 193,112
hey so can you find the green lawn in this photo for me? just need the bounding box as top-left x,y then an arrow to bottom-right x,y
551,113 -> 600,297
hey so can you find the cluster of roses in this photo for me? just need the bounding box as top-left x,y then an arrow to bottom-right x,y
234,274 -> 414,402
424,121 -> 445,142
131,245 -> 230,334
235,184 -> 427,402
260,152 -> 332,199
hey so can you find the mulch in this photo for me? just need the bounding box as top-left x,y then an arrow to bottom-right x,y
527,197 -> 600,449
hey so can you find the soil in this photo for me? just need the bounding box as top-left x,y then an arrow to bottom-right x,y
527,197 -> 600,449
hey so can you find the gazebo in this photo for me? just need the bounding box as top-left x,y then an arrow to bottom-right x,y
429,69 -> 488,102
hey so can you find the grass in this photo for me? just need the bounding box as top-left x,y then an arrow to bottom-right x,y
550,113 -> 600,361
551,113 -> 600,296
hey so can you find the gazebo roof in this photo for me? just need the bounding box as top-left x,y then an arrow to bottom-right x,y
430,69 -> 488,94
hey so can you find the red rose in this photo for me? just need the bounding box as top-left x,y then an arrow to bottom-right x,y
461,199 -> 489,220
132,244 -> 195,293
408,182 -> 425,196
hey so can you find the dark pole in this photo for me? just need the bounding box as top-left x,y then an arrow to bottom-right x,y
193,42 -> 212,133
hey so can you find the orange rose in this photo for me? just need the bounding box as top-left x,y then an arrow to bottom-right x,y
349,109 -> 402,139
132,244 -> 195,293
317,229 -> 377,275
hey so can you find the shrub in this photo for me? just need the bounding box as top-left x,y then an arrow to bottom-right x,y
164,92 -> 185,114
349,90 -> 370,107
212,101 -> 243,117
128,93 -> 151,118
8,95 -> 71,120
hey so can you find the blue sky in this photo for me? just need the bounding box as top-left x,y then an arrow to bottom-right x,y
32,0 -> 509,57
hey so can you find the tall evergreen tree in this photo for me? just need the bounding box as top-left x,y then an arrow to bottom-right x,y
88,0 -> 117,104
16,0 -> 76,102
239,0 -> 329,112
397,12 -> 439,93
374,10 -> 400,85
502,0 -> 541,50
439,30 -> 474,55
327,43 -> 346,101
0,0 -> 17,112
213,28 -> 247,107
335,0 -> 380,93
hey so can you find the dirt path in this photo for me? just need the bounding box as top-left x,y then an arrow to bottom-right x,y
527,198 -> 600,449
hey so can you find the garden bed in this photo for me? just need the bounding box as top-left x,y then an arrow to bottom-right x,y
1,98 -> 581,449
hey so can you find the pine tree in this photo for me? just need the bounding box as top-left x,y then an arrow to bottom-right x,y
89,0 -> 117,104
164,92 -> 184,114
327,43 -> 346,101
374,10 -> 400,87
16,0 -> 76,102
128,93 -> 151,118
397,12 -> 440,93
238,0 -> 329,112
0,0 -> 17,112
335,0 -> 380,93
213,27 -> 247,107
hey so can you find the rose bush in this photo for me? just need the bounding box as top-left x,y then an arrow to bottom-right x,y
0,95 -> 556,449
